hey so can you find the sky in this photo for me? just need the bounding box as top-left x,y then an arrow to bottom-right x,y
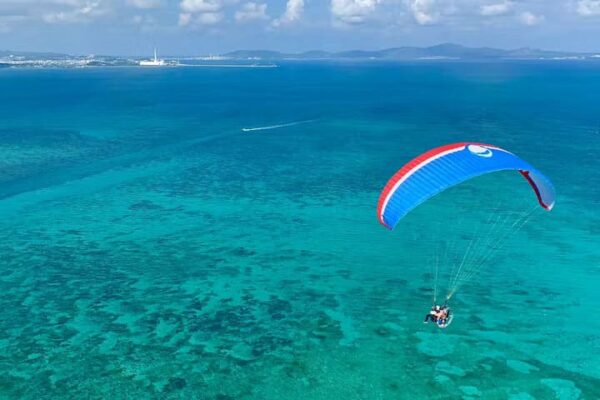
0,0 -> 599,55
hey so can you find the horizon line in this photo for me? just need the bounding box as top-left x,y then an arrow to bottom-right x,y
2,42 -> 600,58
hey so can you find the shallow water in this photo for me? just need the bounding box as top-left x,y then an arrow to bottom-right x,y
0,62 -> 599,399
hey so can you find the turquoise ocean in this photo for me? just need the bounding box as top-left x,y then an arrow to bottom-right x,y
0,62 -> 598,399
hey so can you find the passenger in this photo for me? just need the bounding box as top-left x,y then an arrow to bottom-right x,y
424,305 -> 441,323
437,306 -> 451,327
437,308 -> 448,326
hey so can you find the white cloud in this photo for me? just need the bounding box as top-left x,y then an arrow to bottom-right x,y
126,0 -> 161,9
178,12 -> 192,25
196,11 -> 222,24
235,2 -> 268,22
179,0 -> 222,13
330,0 -> 380,25
178,0 -> 229,27
577,0 -> 600,16
519,11 -> 543,25
0,0 -> 112,27
407,0 -> 439,25
480,1 -> 513,16
43,0 -> 109,24
272,0 -> 304,27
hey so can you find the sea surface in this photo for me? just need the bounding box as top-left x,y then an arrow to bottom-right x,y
0,62 -> 599,399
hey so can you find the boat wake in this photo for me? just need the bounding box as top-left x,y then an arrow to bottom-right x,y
241,119 -> 316,132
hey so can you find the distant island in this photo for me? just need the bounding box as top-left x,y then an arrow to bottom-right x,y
222,43 -> 600,61
1,43 -> 599,68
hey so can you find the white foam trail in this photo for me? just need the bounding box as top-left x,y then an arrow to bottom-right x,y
241,119 -> 316,132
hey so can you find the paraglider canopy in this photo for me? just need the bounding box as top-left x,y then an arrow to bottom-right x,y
377,142 -> 555,230
377,141 -> 556,306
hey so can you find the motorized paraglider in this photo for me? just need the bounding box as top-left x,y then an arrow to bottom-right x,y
377,142 -> 555,328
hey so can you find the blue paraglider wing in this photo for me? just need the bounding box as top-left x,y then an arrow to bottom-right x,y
377,142 -> 555,230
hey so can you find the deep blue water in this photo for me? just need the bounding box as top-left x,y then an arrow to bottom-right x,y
0,62 -> 598,399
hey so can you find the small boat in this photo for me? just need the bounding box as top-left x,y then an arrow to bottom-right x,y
140,48 -> 166,66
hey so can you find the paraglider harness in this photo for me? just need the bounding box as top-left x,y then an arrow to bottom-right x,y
424,303 -> 452,328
